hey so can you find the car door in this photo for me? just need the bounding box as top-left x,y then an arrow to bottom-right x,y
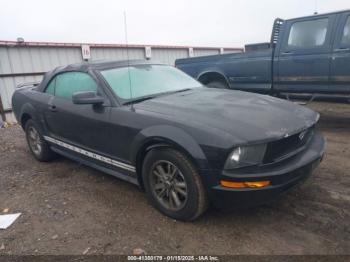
43,71 -> 112,154
330,12 -> 350,93
276,14 -> 336,93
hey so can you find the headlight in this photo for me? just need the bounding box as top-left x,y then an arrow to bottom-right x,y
224,144 -> 267,169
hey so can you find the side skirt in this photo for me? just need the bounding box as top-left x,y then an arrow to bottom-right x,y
51,147 -> 139,186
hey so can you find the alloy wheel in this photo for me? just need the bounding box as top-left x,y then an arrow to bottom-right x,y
28,126 -> 42,156
150,160 -> 188,211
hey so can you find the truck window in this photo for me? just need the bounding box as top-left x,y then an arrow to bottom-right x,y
341,16 -> 350,46
287,18 -> 328,49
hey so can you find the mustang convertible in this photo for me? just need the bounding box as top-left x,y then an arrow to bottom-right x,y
12,60 -> 325,221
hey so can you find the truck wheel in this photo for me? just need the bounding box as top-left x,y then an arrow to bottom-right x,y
25,119 -> 56,162
206,81 -> 228,89
142,148 -> 208,221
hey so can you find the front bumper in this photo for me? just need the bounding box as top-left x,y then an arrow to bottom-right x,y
209,132 -> 326,209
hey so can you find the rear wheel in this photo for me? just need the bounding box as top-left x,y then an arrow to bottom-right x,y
142,148 -> 208,221
206,81 -> 229,89
25,119 -> 56,162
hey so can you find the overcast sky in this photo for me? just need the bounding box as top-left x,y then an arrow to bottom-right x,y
0,0 -> 349,48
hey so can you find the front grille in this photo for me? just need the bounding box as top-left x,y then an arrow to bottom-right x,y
263,127 -> 314,164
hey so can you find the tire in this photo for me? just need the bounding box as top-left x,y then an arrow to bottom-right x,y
25,119 -> 56,162
142,148 -> 208,221
206,81 -> 228,89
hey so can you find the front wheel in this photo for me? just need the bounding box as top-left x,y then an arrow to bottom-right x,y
142,148 -> 208,221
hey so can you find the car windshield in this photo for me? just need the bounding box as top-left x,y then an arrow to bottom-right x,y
100,64 -> 202,101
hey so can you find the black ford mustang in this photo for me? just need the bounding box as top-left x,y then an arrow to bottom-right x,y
12,60 -> 325,221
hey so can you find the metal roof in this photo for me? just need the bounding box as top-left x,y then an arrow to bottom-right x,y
0,40 -> 242,51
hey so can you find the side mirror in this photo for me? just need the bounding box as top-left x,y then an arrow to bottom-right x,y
72,91 -> 105,105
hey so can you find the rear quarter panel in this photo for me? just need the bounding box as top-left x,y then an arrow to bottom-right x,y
12,88 -> 48,132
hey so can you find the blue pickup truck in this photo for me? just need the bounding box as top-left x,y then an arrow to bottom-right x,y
175,10 -> 350,95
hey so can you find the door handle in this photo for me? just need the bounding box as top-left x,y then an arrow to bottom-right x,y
282,51 -> 293,55
48,105 -> 58,112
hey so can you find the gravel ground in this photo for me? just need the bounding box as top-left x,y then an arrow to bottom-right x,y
0,101 -> 349,255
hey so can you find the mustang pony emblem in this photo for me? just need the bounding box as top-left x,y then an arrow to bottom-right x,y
299,130 -> 307,140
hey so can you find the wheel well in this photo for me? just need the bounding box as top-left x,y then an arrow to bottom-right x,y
135,140 -> 199,190
20,113 -> 31,130
198,72 -> 228,86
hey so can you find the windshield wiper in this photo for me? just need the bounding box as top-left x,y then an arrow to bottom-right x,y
168,88 -> 192,94
123,88 -> 193,105
123,95 -> 156,105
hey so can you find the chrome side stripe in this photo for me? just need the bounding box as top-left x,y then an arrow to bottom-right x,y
43,136 -> 136,172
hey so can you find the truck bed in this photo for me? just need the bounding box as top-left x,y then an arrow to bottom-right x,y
176,49 -> 273,93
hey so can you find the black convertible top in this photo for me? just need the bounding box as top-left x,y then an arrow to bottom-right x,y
37,59 -> 161,92
57,59 -> 156,71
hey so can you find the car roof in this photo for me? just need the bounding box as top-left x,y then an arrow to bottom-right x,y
286,9 -> 350,22
54,59 -> 164,72
38,59 -> 165,92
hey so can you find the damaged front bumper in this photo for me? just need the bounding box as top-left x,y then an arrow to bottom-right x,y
208,132 -> 326,209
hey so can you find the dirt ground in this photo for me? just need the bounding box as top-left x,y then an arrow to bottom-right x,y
0,101 -> 349,255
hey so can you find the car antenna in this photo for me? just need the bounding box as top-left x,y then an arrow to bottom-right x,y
313,0 -> 318,15
124,11 -> 134,111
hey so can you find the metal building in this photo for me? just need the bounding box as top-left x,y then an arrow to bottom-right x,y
0,40 -> 242,123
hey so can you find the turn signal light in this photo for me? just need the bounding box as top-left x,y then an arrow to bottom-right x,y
220,180 -> 270,188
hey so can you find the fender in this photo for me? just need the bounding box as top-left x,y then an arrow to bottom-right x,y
20,103 -> 37,120
197,69 -> 230,86
130,125 -> 208,170
18,102 -> 45,133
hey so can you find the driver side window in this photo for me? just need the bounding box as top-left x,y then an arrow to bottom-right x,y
44,72 -> 98,99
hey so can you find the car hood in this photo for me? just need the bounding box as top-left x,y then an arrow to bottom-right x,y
134,88 -> 319,144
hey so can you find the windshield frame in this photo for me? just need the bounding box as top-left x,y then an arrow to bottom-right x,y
97,63 -> 203,105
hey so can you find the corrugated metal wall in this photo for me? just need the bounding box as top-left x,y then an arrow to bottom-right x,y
0,41 -> 242,122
